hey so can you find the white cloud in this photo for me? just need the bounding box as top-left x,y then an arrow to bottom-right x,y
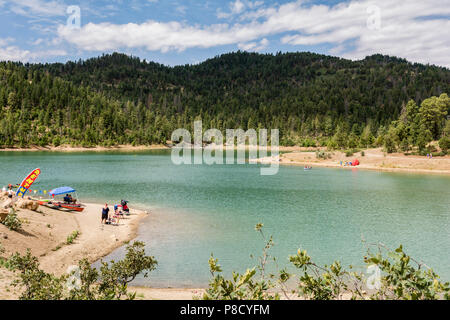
9,0 -> 66,17
218,0 -> 248,19
238,38 -> 269,51
31,38 -> 44,45
0,38 -> 66,61
49,0 -> 450,67
231,0 -> 245,14
0,46 -> 32,61
0,37 -> 15,47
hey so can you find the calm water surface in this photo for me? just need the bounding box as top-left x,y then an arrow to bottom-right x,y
0,150 -> 449,286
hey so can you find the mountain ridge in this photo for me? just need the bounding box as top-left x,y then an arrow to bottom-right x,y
1,51 -> 449,148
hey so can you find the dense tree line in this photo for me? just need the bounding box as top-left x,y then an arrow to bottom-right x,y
1,51 -> 449,149
383,94 -> 450,154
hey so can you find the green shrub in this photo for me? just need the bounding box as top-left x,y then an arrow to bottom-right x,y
7,241 -> 157,300
2,209 -> 22,231
281,136 -> 296,147
52,136 -> 61,147
439,136 -> 450,153
326,139 -> 338,150
204,225 -> 450,300
66,230 -> 80,245
315,150 -> 331,159
301,138 -> 316,148
202,223 -> 279,300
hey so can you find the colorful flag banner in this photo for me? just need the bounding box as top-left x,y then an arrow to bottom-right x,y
16,168 -> 41,198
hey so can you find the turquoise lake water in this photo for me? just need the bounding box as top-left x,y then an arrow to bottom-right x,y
0,150 -> 449,286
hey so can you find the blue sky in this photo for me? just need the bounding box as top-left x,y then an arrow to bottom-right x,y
0,0 -> 449,67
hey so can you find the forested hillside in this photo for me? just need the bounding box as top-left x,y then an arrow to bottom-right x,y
1,51 -> 449,151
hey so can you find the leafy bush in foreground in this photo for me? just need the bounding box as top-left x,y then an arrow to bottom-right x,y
3,227 -> 448,300
204,225 -> 449,300
1,208 -> 22,231
6,241 -> 157,300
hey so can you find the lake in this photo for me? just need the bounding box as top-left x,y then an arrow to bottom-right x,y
1,150 -> 449,286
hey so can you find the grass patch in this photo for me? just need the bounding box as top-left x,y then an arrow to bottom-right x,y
66,230 -> 80,245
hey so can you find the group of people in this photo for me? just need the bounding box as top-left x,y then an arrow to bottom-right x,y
101,200 -> 130,225
340,159 -> 360,167
63,194 -> 76,204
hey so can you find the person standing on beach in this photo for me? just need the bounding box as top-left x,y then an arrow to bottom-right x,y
7,185 -> 14,199
101,204 -> 110,224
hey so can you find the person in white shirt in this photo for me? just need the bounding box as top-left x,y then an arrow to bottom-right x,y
7,186 -> 14,198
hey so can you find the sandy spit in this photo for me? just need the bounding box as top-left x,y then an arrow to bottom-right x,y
251,148 -> 450,175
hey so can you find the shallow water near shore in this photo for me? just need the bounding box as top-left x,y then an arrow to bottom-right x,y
1,150 -> 449,286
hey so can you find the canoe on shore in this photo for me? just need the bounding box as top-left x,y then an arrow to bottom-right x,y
38,200 -> 85,212
38,186 -> 85,212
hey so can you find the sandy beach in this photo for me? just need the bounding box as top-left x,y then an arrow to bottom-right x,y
252,147 -> 450,175
0,190 -> 205,300
0,195 -> 154,299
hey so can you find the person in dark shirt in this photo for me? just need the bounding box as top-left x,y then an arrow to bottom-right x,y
121,200 -> 130,215
64,194 -> 71,203
101,204 -> 110,224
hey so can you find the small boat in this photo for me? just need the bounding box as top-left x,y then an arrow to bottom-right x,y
43,201 -> 85,212
304,166 -> 312,170
39,186 -> 85,212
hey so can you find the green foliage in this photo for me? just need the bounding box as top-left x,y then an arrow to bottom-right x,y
345,150 -> 354,157
419,94 -> 449,140
315,150 -> 331,159
288,243 -> 449,300
385,95 -> 450,154
1,208 -> 22,231
439,136 -> 450,153
202,256 -> 278,300
364,244 -> 449,300
383,126 -> 398,153
6,241 -> 157,300
301,137 -> 316,147
8,249 -> 65,300
1,52 -> 450,148
204,225 -> 449,300
66,230 -> 80,245
202,224 -> 281,300
289,250 -> 356,299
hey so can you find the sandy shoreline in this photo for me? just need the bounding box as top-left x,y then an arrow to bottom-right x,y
0,144 -> 169,152
251,147 -> 450,175
0,196 -> 190,299
0,196 -> 203,300
3,144 -> 450,175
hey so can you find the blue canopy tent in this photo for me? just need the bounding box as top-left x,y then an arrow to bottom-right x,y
43,186 -> 84,212
49,186 -> 76,196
